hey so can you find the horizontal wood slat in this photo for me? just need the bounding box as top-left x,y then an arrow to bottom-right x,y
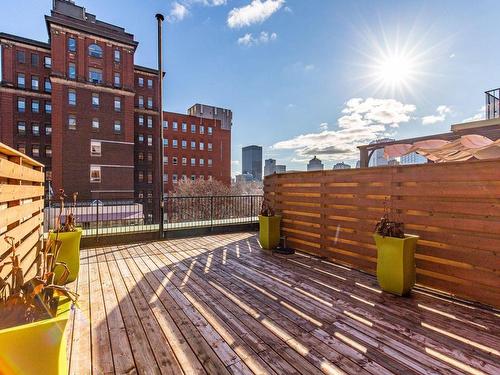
0,142 -> 44,285
264,159 -> 500,308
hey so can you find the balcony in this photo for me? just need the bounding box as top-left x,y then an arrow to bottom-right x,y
486,88 -> 500,119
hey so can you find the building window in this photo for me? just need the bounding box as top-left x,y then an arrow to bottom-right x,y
172,139 -> 178,148
45,101 -> 52,114
32,144 -> 40,157
163,156 -> 168,164
146,152 -> 152,162
147,116 -> 153,128
114,97 -> 121,112
31,99 -> 39,113
45,146 -> 52,158
32,124 -> 40,136
208,159 -> 213,167
200,125 -> 205,134
172,174 -> 178,183
114,49 -> 121,63
138,115 -> 144,126
147,97 -> 153,109
68,115 -> 76,130
138,191 -> 144,199
199,142 -> 204,151
208,127 -> 213,135
208,143 -> 213,151
190,158 -> 196,166
114,121 -> 122,134
182,175 -> 187,181
147,171 -> 153,184
91,141 -> 101,156
138,171 -> 144,182
191,141 -> 196,150
191,124 -> 196,133
138,152 -> 144,161
138,96 -> 144,108
68,37 -> 77,52
147,79 -> 153,88
17,144 -> 26,154
16,50 -> 25,64
200,158 -> 205,166
89,68 -> 103,84
163,139 -> 168,147
90,166 -> 101,183
173,121 -> 178,131
172,157 -> 178,165
92,93 -> 99,107
191,175 -> 196,181
200,175 -> 205,180
44,56 -> 52,68
88,44 -> 103,58
17,73 -> 25,88
163,174 -> 168,182
114,72 -> 121,87
44,78 -> 52,93
17,97 -> 25,112
208,175 -> 212,181
182,157 -> 187,166
138,134 -> 144,143
17,122 -> 26,135
45,124 -> 52,135
31,76 -> 39,91
138,77 -> 144,87
181,122 -> 187,132
68,63 -> 76,79
147,135 -> 153,146
92,118 -> 100,130
68,89 -> 76,106
163,120 -> 168,129
181,140 -> 187,149
31,53 -> 39,66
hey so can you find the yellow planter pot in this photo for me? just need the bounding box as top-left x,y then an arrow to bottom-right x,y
374,234 -> 419,296
259,215 -> 281,250
0,298 -> 72,375
50,228 -> 82,285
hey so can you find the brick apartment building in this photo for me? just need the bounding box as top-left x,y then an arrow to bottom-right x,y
0,0 -> 231,219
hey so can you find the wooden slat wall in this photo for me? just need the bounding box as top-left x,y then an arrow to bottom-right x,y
0,142 -> 44,283
264,159 -> 500,308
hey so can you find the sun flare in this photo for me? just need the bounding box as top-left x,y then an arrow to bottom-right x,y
375,54 -> 415,86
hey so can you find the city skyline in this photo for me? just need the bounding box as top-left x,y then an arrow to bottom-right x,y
1,1 -> 499,177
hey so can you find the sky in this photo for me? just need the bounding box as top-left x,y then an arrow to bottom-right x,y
1,0 -> 499,175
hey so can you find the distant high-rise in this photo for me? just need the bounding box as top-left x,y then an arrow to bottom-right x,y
400,152 -> 427,165
307,156 -> 324,171
264,158 -> 286,176
242,145 -> 263,181
333,162 -> 351,169
369,138 -> 396,167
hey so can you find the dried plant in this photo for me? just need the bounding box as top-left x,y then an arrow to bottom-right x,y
374,199 -> 404,238
55,189 -> 79,233
0,236 -> 78,330
260,201 -> 275,217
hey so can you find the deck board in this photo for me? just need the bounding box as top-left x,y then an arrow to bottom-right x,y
69,232 -> 500,375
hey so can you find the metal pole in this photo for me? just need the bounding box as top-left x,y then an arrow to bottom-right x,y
156,13 -> 165,239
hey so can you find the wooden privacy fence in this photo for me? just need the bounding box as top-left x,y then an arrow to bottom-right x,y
264,159 -> 500,308
0,142 -> 44,284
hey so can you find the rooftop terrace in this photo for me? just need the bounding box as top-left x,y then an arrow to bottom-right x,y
67,232 -> 499,375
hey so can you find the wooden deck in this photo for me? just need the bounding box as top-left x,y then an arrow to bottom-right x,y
67,232 -> 500,375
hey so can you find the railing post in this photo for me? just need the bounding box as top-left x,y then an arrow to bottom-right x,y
96,201 -> 99,241
210,196 -> 214,230
250,195 -> 253,223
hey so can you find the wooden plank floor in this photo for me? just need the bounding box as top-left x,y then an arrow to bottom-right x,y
68,232 -> 500,375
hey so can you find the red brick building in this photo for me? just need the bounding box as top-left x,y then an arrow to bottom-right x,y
0,0 -> 231,216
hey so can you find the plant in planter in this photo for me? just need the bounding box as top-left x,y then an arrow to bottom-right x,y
373,205 -> 419,296
50,190 -> 82,285
0,236 -> 78,374
258,201 -> 281,250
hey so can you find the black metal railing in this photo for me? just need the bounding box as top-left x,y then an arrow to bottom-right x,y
44,195 -> 262,238
485,88 -> 500,120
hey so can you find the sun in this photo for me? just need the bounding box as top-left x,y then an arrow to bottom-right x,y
375,54 -> 415,86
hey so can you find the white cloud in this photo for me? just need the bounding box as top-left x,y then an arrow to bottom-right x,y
449,53 -> 455,58
462,106 -> 485,123
237,31 -> 277,46
168,2 -> 189,22
272,98 -> 416,161
228,0 -> 285,28
195,0 -> 227,5
421,105 -> 451,125
319,122 -> 328,131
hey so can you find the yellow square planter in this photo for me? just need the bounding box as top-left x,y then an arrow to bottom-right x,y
50,228 -> 82,285
0,298 -> 72,375
259,215 -> 281,250
373,234 -> 419,296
